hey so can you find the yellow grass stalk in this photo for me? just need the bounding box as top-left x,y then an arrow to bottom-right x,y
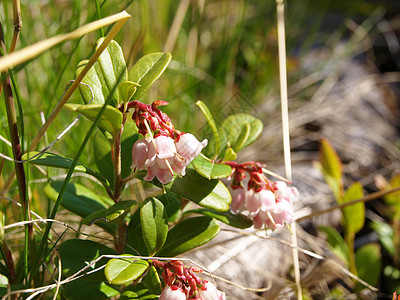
2,10 -> 131,193
276,0 -> 302,298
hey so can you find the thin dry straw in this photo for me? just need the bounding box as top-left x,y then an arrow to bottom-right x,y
276,0 -> 302,298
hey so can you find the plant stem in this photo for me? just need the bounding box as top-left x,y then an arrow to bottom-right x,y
0,20 -> 33,285
345,231 -> 357,277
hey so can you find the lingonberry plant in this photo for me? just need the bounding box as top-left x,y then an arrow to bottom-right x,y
12,37 -> 298,299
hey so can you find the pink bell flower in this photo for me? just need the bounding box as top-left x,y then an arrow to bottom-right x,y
159,285 -> 187,300
198,281 -> 225,300
175,133 -> 208,165
246,189 -> 277,214
131,139 -> 149,170
275,181 -> 299,204
229,187 -> 247,214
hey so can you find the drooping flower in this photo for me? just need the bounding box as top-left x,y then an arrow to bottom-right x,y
246,189 -> 277,214
229,186 -> 247,214
159,285 -> 187,300
175,133 -> 208,165
198,281 -> 226,300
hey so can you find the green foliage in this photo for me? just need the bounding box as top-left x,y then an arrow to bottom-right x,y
128,52 -> 172,100
141,267 -> 162,295
140,198 -> 169,255
120,283 -> 159,300
184,208 -> 253,229
64,280 -> 120,300
342,182 -> 364,235
319,226 -> 349,264
105,256 -> 149,285
156,216 -> 220,257
355,243 -> 382,288
65,103 -> 123,136
83,200 -> 136,225
191,153 -> 232,179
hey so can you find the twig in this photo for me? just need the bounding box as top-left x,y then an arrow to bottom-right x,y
9,0 -> 22,53
276,0 -> 302,298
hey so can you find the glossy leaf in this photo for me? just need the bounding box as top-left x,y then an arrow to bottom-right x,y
105,255 -> 149,285
65,103 -> 123,136
342,182 -> 364,234
120,81 -> 140,103
184,208 -> 252,229
44,181 -> 115,233
64,280 -> 119,300
157,193 -> 182,223
83,200 -> 136,225
196,100 -> 220,157
120,283 -> 159,300
319,226 -> 349,264
318,139 -> 343,200
355,243 -> 381,287
77,59 -> 108,104
141,267 -> 162,295
220,113 -> 263,152
126,210 -> 149,255
128,52 -> 172,100
58,239 -> 117,281
222,147 -> 237,162
140,198 -> 168,255
22,151 -> 109,186
138,166 -> 231,211
192,154 -> 232,179
156,216 -> 220,257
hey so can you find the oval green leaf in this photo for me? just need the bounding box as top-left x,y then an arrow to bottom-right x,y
141,266 -> 162,295
65,103 -> 123,136
220,113 -> 263,152
342,182 -> 365,234
58,239 -> 117,281
156,216 -> 220,257
191,154 -> 232,179
120,283 -> 159,300
184,208 -> 252,229
119,81 -> 140,103
140,198 -> 168,255
83,200 -> 136,225
105,255 -> 149,285
128,52 -> 172,100
355,243 -> 382,287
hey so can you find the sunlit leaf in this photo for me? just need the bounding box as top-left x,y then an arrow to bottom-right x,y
192,154 -> 232,179
185,208 -> 252,229
342,182 -> 364,234
105,255 -> 149,285
128,52 -> 171,100
140,198 -> 168,255
156,217 -> 220,257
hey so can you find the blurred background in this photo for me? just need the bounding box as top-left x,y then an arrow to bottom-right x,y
1,0 -> 400,298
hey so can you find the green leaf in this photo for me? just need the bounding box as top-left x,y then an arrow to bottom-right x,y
156,216 -> 220,257
318,226 -> 349,264
318,139 -> 343,200
120,81 -> 140,103
222,147 -> 237,162
83,200 -> 136,225
65,103 -> 123,136
76,39 -> 127,107
185,208 -> 252,229
128,52 -> 172,100
196,100 -> 220,157
220,113 -> 263,153
140,198 -> 169,255
44,181 -> 115,233
370,221 -> 395,257
192,154 -> 232,179
120,283 -> 159,300
105,255 -> 149,285
157,193 -> 182,223
22,151 -> 109,186
126,210 -> 149,255
355,243 -> 381,287
141,266 -> 162,295
58,239 -> 117,281
138,166 -> 231,211
342,182 -> 364,234
64,280 -> 119,300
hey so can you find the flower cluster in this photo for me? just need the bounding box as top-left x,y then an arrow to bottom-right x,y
153,260 -> 225,300
129,101 -> 207,184
226,161 -> 298,230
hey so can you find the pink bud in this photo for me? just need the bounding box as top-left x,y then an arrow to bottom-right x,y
159,285 -> 186,300
131,139 -> 149,170
175,133 -> 207,165
198,282 -> 225,300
